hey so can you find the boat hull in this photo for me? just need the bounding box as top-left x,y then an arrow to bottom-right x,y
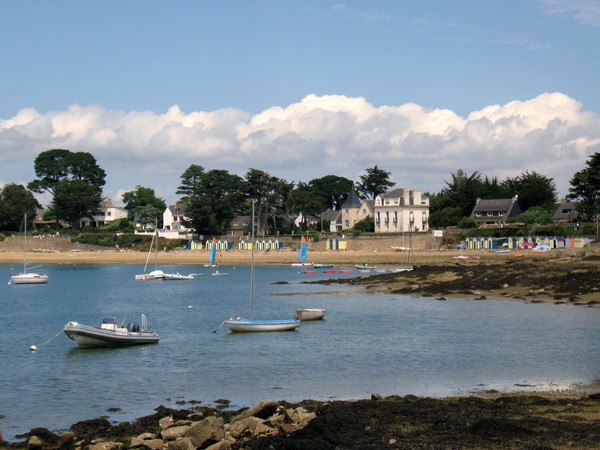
10,273 -> 48,284
295,309 -> 326,321
224,318 -> 301,332
63,322 -> 160,348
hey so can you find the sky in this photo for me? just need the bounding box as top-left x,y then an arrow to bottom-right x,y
1,0 -> 600,207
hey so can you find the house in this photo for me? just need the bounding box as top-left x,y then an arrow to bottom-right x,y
80,199 -> 128,228
341,191 -> 374,230
374,188 -> 430,233
224,215 -> 251,237
294,213 -> 319,231
163,204 -> 189,233
553,200 -> 580,223
470,196 -> 521,227
321,208 -> 342,233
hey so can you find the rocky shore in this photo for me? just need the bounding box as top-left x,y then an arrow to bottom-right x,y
3,392 -> 600,449
2,239 -> 599,448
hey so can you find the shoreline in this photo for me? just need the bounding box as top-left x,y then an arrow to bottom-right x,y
3,388 -> 600,449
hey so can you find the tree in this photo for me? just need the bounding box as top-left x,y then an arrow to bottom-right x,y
308,175 -> 354,210
244,169 -> 291,234
0,184 -> 41,231
502,170 -> 557,212
437,170 -> 483,218
355,165 -> 394,199
353,216 -> 375,232
122,186 -> 166,224
567,152 -> 600,221
176,165 -> 245,235
28,149 -> 106,229
293,182 -> 326,231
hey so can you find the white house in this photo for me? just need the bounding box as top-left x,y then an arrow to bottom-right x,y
374,188 -> 430,233
80,199 -> 128,228
163,204 -> 189,233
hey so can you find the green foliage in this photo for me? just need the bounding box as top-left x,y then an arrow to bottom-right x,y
502,170 -> 557,211
355,165 -> 395,199
568,152 -> 600,221
28,149 -> 106,229
0,183 -> 41,231
513,206 -> 554,225
122,186 -> 166,224
457,216 -> 479,229
352,216 -> 375,232
308,175 -> 353,210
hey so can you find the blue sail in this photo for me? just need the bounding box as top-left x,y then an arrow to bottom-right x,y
297,237 -> 307,262
209,238 -> 217,265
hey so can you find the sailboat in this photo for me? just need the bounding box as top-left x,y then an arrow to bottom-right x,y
223,200 -> 301,332
135,227 -> 194,280
205,237 -> 218,267
135,227 -> 164,280
9,214 -> 48,285
291,236 -> 311,266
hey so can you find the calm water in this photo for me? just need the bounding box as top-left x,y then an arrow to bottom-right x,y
1,262 -> 599,441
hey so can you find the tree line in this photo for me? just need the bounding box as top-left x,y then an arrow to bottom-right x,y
0,148 -> 599,235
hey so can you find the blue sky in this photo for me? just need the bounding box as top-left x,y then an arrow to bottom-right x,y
1,0 -> 600,206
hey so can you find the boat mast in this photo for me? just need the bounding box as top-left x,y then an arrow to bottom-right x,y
23,213 -> 28,274
249,199 -> 255,320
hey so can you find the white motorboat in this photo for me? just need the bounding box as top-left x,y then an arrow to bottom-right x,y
9,214 -> 48,285
63,314 -> 159,348
295,308 -> 326,321
223,200 -> 301,333
135,269 -> 165,281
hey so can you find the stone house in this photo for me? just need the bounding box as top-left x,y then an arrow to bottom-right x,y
470,196 -> 521,227
374,188 -> 430,233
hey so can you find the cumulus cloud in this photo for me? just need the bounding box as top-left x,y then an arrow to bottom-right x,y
1,92 -> 599,205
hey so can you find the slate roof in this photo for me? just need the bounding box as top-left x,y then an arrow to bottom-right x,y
342,191 -> 362,208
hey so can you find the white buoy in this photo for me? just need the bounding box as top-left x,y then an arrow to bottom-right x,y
187,305 -> 192,309
30,345 -> 37,351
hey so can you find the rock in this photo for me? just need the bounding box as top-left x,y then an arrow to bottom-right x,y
88,442 -> 123,450
167,437 -> 195,450
228,417 -> 273,439
161,425 -> 190,441
26,428 -> 62,448
278,422 -> 297,434
290,408 -> 316,426
233,400 -> 278,421
205,441 -> 232,450
129,437 -> 163,449
371,393 -> 384,401
159,416 -> 175,430
185,416 -> 225,448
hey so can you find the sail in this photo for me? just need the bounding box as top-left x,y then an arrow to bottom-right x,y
209,237 -> 217,265
297,236 -> 307,262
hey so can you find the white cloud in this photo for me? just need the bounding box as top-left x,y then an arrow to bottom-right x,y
540,0 -> 600,26
1,92 -> 598,206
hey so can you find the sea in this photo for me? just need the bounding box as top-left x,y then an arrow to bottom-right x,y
1,262 -> 599,442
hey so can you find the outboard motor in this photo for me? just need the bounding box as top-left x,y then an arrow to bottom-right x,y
127,322 -> 140,332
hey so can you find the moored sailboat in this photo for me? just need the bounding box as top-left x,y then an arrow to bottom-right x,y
223,200 -> 301,333
9,213 -> 48,285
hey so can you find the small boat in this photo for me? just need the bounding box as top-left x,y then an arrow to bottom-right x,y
323,269 -> 336,274
135,227 -> 164,280
211,270 -> 229,276
223,200 -> 301,333
355,263 -> 376,270
163,272 -> 194,280
9,214 -> 48,285
205,237 -> 219,267
338,269 -> 353,273
303,269 -> 317,274
291,236 -> 312,266
313,263 -> 333,269
63,314 -> 159,348
295,308 -> 326,321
